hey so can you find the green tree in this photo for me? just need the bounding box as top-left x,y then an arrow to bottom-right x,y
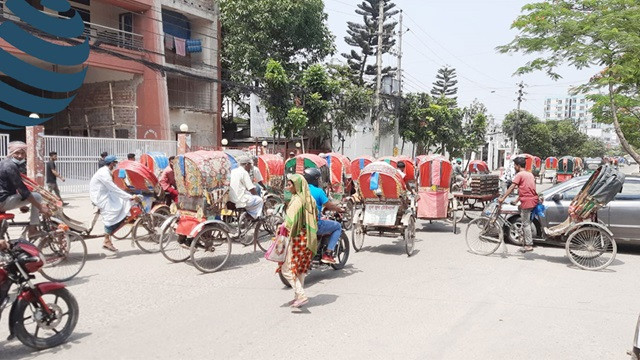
263,60 -> 296,139
399,93 -> 435,154
545,120 -> 589,156
497,0 -> 640,163
576,138 -> 608,158
329,65 -> 374,137
430,67 -> 458,101
590,93 -> 640,149
342,0 -> 398,86
502,110 -> 540,151
220,0 -> 335,108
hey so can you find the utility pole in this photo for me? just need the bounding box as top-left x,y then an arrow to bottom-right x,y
512,82 -> 526,155
372,0 -> 384,157
393,9 -> 403,157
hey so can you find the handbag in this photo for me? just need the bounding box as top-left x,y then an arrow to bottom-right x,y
265,225 -> 289,263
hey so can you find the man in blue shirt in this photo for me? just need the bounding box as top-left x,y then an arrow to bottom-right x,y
303,168 -> 344,264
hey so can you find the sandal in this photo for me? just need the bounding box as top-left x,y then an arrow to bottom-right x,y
103,243 -> 118,252
291,298 -> 309,308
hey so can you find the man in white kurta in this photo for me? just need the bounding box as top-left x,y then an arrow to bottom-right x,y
229,156 -> 263,219
89,155 -> 137,252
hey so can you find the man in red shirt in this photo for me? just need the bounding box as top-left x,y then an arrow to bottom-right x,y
159,156 -> 178,204
499,156 -> 539,252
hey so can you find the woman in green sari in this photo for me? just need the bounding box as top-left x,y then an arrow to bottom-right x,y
278,174 -> 318,308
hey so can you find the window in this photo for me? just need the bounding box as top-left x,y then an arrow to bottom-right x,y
115,129 -> 129,138
614,182 -> 640,200
580,99 -> 586,103
562,186 -> 582,200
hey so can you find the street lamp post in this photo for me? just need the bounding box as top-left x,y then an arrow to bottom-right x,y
221,138 -> 228,150
295,142 -> 301,155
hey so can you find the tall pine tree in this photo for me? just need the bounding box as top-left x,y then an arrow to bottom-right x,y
431,66 -> 458,100
342,0 -> 398,87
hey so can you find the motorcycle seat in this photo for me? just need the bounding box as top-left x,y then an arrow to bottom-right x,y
0,213 -> 15,220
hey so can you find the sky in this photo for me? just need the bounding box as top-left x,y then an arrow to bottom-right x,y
323,0 -> 597,122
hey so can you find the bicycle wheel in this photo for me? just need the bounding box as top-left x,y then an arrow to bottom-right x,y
565,227 -> 617,271
132,213 -> 167,254
465,217 -> 503,256
37,231 -> 87,282
351,222 -> 365,252
160,217 -> 190,263
233,212 -> 254,246
110,222 -> 133,240
254,219 -> 276,252
190,224 -> 232,273
404,215 -> 416,256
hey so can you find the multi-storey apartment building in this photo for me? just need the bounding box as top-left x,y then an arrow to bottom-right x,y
543,95 -> 619,148
0,0 -> 220,146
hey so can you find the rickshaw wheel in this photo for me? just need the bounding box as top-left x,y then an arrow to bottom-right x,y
190,224 -> 232,274
151,206 -> 171,217
110,222 -> 133,240
160,217 -> 190,263
331,232 -> 350,270
465,217 -> 503,256
565,227 -> 616,271
36,231 -> 87,283
404,216 -> 416,256
132,213 -> 167,254
351,222 -> 365,252
236,212 -> 256,246
341,201 -> 354,231
254,217 -> 279,252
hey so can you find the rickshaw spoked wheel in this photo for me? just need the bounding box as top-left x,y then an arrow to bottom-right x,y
565,226 -> 616,271
132,213 -> 167,254
351,222 -> 365,252
404,216 -> 416,256
160,217 -> 190,263
190,223 -> 232,274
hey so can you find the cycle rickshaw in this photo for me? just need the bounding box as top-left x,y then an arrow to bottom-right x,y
467,160 -> 490,174
556,156 -> 576,183
416,157 -> 462,233
466,164 -> 623,271
351,161 -> 416,256
257,153 -> 285,210
543,156 -> 559,183
140,152 -> 170,177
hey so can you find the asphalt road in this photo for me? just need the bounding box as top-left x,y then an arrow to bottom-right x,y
2,166 -> 639,359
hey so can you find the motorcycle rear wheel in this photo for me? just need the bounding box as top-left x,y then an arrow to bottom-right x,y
13,288 -> 79,350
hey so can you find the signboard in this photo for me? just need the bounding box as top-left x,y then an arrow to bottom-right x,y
363,204 -> 399,226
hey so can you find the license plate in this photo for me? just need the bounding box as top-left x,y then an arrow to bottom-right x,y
363,204 -> 399,226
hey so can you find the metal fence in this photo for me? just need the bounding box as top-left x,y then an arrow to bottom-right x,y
0,134 -> 8,159
44,135 -> 177,193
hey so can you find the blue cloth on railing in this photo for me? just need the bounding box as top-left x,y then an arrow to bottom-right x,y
531,203 -> 546,220
118,169 -> 126,179
360,158 -> 365,169
370,172 -> 379,190
179,155 -> 186,177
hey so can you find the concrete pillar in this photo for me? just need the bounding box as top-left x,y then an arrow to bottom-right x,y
136,5 -> 170,140
178,133 -> 191,154
26,126 -> 45,186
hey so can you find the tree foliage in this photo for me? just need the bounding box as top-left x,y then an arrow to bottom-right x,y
220,0 -> 335,106
497,0 -> 640,163
342,0 -> 398,86
430,66 -> 458,101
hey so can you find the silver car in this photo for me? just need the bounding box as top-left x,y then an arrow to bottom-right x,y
501,175 -> 640,244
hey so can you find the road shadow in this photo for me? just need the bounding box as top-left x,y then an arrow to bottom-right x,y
63,274 -> 98,287
220,250 -> 262,271
300,264 -> 361,288
83,249 -> 142,262
418,221 -> 458,234
0,332 -> 91,359
290,294 -> 340,314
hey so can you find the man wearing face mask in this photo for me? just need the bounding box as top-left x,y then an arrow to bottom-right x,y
0,142 -> 50,236
89,155 -> 141,252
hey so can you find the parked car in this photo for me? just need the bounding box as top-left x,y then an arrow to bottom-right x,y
501,175 -> 640,244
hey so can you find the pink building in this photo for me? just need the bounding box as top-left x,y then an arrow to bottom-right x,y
0,0 -> 221,146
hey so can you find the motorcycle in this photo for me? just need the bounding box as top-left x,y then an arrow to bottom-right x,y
278,207 -> 350,288
0,239 -> 79,350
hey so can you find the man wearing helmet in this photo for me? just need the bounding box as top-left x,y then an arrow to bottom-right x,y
303,168 -> 344,264
229,156 -> 264,220
90,155 -> 141,252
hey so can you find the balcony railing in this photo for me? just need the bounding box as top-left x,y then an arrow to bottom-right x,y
0,2 -> 144,51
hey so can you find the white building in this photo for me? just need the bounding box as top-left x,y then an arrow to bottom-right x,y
543,95 -> 619,148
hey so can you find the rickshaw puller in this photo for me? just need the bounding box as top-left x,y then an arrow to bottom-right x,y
303,168 -> 344,264
230,156 -> 263,220
498,156 -> 538,253
0,141 -> 51,237
89,155 -> 141,252
159,156 -> 178,203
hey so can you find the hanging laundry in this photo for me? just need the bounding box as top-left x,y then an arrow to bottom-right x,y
186,39 -> 202,53
164,34 -> 174,50
175,37 -> 186,56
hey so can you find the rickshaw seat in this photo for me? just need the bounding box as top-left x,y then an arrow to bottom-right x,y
225,201 -> 245,211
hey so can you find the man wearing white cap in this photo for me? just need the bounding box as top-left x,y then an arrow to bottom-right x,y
0,141 -> 50,236
229,155 -> 263,219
